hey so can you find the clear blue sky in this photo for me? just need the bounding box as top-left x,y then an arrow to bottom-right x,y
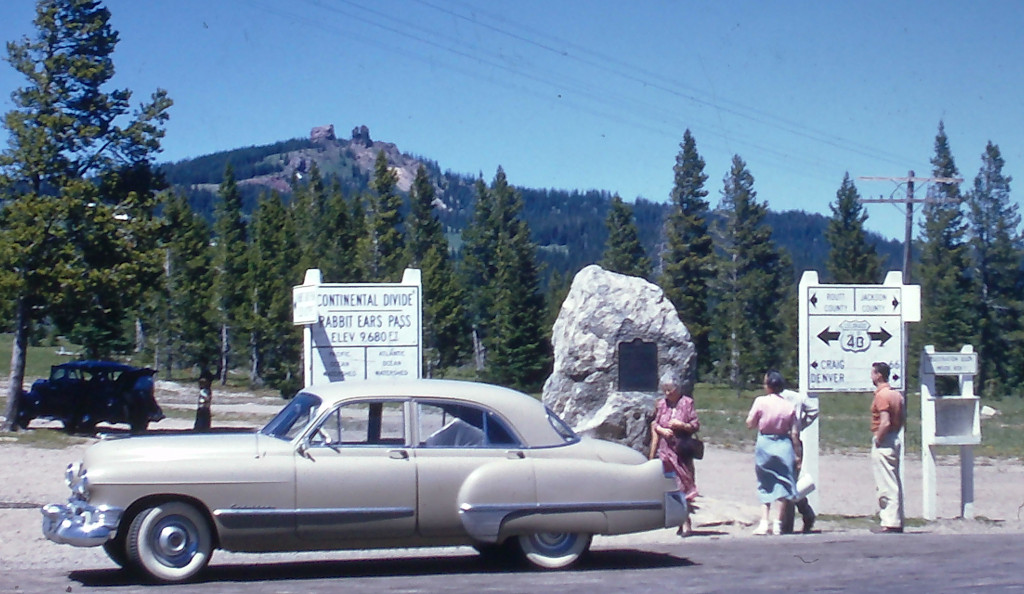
2,0 -> 1022,241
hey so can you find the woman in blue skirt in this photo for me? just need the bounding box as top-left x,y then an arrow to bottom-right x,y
745,370 -> 801,535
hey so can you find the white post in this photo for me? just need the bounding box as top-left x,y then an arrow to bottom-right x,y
802,399 -> 820,510
959,344 -> 977,519
920,345 -> 937,520
960,445 -> 975,519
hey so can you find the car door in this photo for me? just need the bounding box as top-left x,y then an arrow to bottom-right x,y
294,398 -> 416,541
412,400 -> 527,537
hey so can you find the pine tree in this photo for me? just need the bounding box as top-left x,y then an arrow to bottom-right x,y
913,122 -> 973,368
712,155 -> 792,391
246,191 -> 301,394
407,165 -> 470,371
0,0 -> 171,430
966,142 -> 1024,396
161,192 -> 216,374
321,179 -> 365,283
290,162 -> 330,275
211,163 -> 249,384
460,177 -> 499,370
368,150 -> 406,282
600,195 -> 651,278
659,130 -> 716,376
485,169 -> 549,391
825,173 -> 881,283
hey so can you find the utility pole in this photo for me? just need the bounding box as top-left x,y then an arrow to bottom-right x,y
858,171 -> 963,283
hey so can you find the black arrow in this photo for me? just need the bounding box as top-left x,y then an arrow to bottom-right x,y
810,293 -> 818,308
817,327 -> 840,345
891,296 -> 900,310
869,327 -> 892,346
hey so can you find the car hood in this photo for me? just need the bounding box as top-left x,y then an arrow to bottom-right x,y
82,431 -> 271,478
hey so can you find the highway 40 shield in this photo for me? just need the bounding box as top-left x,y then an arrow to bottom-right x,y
839,320 -> 872,353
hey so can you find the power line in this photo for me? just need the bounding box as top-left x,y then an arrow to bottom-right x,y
858,172 -> 963,282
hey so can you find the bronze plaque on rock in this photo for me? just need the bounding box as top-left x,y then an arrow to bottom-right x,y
618,339 -> 658,391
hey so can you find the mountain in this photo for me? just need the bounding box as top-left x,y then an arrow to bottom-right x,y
157,124 -> 902,285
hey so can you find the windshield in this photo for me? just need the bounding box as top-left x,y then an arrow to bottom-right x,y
545,406 -> 579,443
261,392 -> 322,440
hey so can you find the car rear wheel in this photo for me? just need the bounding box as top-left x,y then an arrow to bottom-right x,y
516,532 -> 591,569
127,501 -> 213,583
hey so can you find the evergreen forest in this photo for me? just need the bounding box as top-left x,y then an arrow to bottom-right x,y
4,2 -> 1024,431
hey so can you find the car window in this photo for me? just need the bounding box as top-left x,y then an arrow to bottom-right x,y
261,392 -> 322,440
545,406 -> 579,443
416,402 -> 520,448
310,400 -> 406,447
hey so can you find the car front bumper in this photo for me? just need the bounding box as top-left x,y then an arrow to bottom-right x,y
41,499 -> 123,547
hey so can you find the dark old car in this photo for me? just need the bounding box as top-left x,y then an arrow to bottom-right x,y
17,361 -> 164,433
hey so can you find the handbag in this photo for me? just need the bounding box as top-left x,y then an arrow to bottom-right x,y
674,434 -> 705,460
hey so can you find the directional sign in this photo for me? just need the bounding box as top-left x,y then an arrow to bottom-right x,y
799,271 -> 920,393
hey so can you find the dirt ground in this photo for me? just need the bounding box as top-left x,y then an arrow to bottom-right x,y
3,380 -> 1023,573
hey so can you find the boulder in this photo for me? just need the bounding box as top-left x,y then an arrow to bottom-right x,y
310,124 -> 336,143
542,265 -> 696,453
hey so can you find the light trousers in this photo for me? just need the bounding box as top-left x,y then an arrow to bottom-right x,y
871,432 -> 903,528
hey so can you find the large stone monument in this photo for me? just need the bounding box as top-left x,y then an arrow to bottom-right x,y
543,265 -> 696,453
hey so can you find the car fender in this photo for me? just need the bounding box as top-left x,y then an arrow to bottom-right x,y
456,457 -> 672,542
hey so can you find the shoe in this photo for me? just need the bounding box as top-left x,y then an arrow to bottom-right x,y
771,521 -> 781,536
753,520 -> 770,535
870,525 -> 903,534
801,512 -> 816,533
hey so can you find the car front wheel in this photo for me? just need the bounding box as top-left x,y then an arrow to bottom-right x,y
127,501 -> 213,583
102,537 -> 130,568
516,532 -> 591,569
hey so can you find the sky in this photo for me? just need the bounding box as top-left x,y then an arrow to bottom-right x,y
1,0 -> 1022,242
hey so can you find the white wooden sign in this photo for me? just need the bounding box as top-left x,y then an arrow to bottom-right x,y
799,271 -> 920,392
293,268 -> 422,385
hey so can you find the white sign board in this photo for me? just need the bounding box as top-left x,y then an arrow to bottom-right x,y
921,352 -> 978,376
293,269 -> 422,385
799,271 -> 920,392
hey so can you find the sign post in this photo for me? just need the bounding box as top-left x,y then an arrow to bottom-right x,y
798,270 -> 921,509
293,268 -> 423,386
920,345 -> 979,519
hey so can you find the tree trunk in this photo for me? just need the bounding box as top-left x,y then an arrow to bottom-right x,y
219,323 -> 229,385
2,297 -> 29,431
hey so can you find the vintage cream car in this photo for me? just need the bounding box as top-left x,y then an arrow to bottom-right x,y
42,379 -> 687,582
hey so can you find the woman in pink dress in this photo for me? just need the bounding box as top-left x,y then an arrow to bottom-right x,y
649,371 -> 700,536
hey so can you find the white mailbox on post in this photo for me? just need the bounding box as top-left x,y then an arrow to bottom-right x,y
920,344 -> 979,520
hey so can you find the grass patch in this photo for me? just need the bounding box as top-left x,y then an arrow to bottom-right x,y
0,333 -> 90,381
693,382 -> 1024,458
0,427 -> 90,449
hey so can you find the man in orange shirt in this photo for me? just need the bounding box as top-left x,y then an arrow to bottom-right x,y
870,361 -> 904,533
